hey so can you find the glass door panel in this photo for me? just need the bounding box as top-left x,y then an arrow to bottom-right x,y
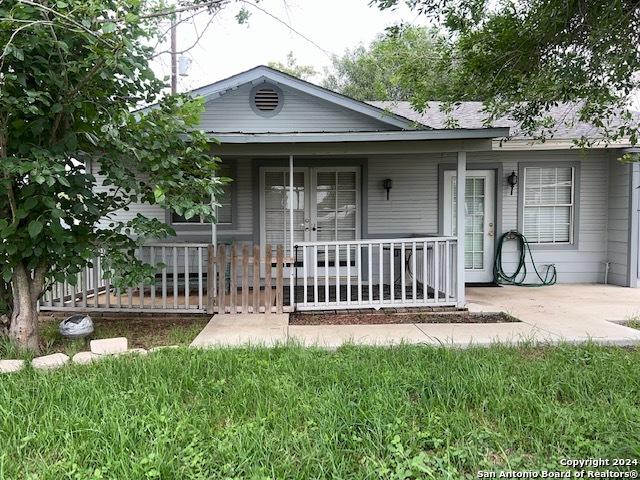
444,170 -> 495,283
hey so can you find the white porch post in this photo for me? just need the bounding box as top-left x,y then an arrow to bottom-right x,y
210,191 -> 217,249
210,175 -> 218,301
456,151 -> 466,308
289,155 -> 294,308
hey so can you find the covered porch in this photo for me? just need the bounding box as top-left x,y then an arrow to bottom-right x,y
40,131 -> 509,315
206,132 -> 505,312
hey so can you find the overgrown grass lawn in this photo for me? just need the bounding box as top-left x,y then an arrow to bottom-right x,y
1,344 -> 639,478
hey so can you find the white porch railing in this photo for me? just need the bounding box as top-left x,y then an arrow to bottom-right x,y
294,237 -> 458,311
39,243 -> 210,313
39,237 -> 459,314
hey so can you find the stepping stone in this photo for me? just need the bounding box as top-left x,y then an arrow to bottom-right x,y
90,337 -> 128,355
72,351 -> 102,365
32,353 -> 69,371
0,359 -> 25,374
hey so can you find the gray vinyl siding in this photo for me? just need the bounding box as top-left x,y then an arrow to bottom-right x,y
494,150 -> 608,284
367,149 -> 611,284
95,146 -> 634,287
199,83 -> 396,133
367,153 -> 449,234
606,155 -> 631,286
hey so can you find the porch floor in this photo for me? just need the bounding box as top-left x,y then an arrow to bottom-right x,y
68,283 -> 443,310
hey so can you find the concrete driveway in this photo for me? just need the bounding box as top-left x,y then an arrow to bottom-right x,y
466,283 -> 640,344
191,284 -> 640,348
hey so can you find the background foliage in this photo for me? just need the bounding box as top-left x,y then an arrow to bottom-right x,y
322,25 -> 457,102
371,0 -> 640,143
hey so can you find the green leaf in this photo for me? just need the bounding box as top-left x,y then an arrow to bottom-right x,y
102,22 -> 117,34
58,177 -> 71,187
27,220 -> 43,238
9,46 -> 24,61
153,187 -> 165,203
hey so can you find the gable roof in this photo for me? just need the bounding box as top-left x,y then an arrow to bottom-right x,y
369,101 -> 639,141
188,65 -> 425,131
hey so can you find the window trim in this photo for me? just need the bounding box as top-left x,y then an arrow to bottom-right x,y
166,160 -> 238,232
517,161 -> 580,250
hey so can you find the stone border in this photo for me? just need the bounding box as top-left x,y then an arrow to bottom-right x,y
0,338 -> 182,374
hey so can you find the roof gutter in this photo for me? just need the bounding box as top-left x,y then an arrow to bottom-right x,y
205,128 -> 510,144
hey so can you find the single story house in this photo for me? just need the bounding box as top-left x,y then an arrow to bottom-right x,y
75,65 -> 639,314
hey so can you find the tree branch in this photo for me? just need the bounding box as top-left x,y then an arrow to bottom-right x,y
152,10 -> 219,58
15,0 -> 115,47
111,0 -> 230,22
31,263 -> 48,304
0,129 -> 18,225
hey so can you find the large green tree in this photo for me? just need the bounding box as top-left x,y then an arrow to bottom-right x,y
268,51 -> 317,80
322,25 -> 456,102
0,0 -> 229,351
372,0 -> 640,144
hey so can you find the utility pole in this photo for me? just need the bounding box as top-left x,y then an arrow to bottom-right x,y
170,15 -> 177,94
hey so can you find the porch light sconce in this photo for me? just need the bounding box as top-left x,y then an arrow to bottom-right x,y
382,178 -> 393,200
507,171 -> 518,195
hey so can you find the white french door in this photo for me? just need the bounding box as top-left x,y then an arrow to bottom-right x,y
260,166 -> 361,275
443,170 -> 496,283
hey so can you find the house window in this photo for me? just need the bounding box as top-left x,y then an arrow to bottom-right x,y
171,166 -> 233,226
522,166 -> 575,244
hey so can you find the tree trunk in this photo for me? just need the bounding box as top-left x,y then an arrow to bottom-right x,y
8,263 -> 42,352
0,281 -> 10,336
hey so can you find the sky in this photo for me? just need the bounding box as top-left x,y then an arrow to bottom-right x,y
151,1 -> 640,109
152,0 -> 430,92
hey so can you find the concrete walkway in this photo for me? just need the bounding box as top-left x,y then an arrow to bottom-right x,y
191,314 -> 289,348
190,284 -> 640,348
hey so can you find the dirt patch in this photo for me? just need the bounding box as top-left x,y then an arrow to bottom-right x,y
38,315 -> 209,354
290,311 -> 519,325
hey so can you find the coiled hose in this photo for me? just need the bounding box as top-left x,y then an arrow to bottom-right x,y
494,231 -> 557,286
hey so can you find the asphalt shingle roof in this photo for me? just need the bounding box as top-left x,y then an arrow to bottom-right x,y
368,101 -> 637,140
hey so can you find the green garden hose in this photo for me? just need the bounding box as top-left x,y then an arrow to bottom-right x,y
493,231 -> 557,286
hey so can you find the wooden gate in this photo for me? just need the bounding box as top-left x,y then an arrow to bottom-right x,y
207,243 -> 294,314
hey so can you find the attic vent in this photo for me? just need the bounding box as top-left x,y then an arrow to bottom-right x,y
254,88 -> 279,110
250,84 -> 283,116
